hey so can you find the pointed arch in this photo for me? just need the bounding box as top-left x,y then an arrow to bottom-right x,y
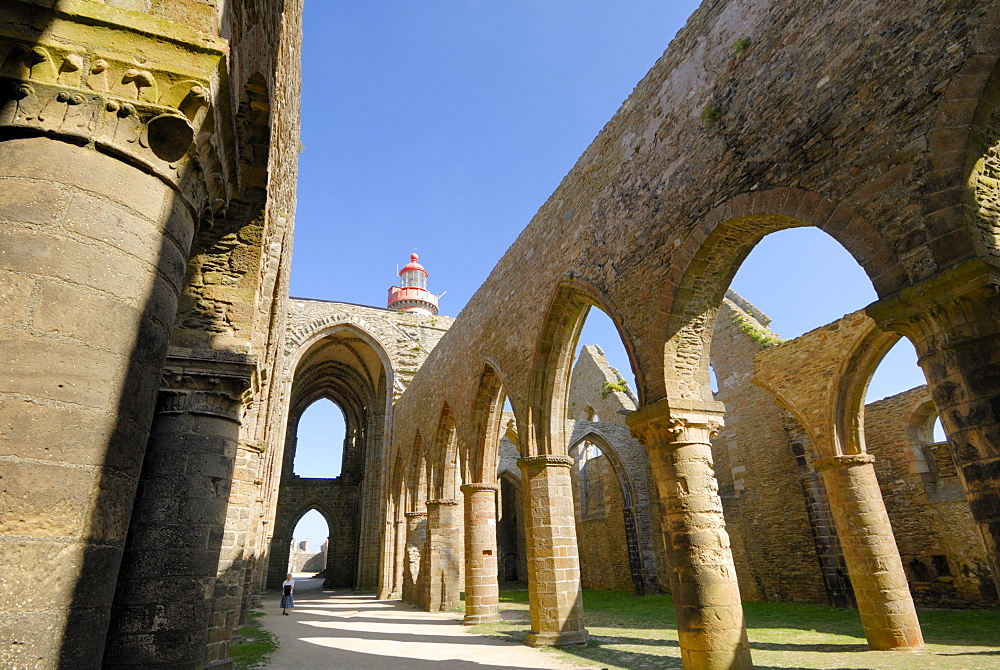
429,403 -> 460,500
527,278 -> 640,457
469,360 -> 511,483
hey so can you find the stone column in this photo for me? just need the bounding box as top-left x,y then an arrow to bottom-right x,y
392,517 -> 407,598
402,511 -> 427,605
867,258 -> 1000,594
814,454 -> 923,649
462,483 -> 502,624
0,6 -> 226,666
103,349 -> 255,669
424,499 -> 463,612
517,455 -> 588,647
627,400 -> 752,670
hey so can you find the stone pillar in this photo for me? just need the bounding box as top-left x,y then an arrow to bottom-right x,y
867,258 -> 1000,594
627,400 -> 752,670
402,511 -> 427,605
392,517 -> 407,598
517,455 -> 588,647
424,499 -> 463,612
814,454 -> 923,649
0,6 -> 227,664
103,349 -> 255,669
265,536 -> 294,591
462,483 -> 502,624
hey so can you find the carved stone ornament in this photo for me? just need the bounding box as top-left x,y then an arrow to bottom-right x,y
424,499 -> 461,507
867,258 -> 1000,349
626,397 -> 726,448
0,4 -> 232,213
813,453 -> 876,472
157,347 -> 258,422
516,454 -> 573,471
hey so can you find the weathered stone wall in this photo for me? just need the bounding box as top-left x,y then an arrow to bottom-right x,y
864,387 -> 997,607
567,344 -> 638,424
710,298 -> 830,604
0,0 -> 301,666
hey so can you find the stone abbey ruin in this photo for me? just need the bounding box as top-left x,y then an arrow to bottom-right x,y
1,0 -> 1000,668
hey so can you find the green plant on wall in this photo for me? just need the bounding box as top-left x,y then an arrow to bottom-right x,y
730,312 -> 783,349
700,103 -> 723,127
600,368 -> 631,398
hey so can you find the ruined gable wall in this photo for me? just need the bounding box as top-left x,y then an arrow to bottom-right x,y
263,299 -> 454,592
567,345 -> 637,424
709,299 -> 829,603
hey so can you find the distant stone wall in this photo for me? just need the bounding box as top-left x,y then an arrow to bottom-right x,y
709,298 -> 830,604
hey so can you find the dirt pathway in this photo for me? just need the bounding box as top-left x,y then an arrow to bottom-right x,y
259,578 -> 589,670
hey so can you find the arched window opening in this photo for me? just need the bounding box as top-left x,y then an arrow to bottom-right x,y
570,440 -> 605,518
933,416 -> 946,443
289,508 -> 330,575
294,398 -> 347,478
730,227 -> 875,340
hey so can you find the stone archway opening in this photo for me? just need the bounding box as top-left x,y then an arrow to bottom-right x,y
293,397 -> 347,478
289,508 -> 331,575
268,324 -> 392,591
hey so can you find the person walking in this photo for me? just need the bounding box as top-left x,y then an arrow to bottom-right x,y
280,573 -> 295,615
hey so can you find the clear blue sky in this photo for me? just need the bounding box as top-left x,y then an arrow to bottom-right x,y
289,2 -> 933,547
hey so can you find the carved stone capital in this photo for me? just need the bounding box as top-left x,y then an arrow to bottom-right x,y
158,347 -> 257,422
813,453 -> 876,472
866,258 -> 1000,346
424,499 -> 460,507
0,1 -> 233,211
404,511 -> 427,519
516,454 -> 573,472
460,483 -> 499,496
626,398 -> 725,449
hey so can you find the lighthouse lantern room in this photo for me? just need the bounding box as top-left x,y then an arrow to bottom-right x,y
387,253 -> 439,315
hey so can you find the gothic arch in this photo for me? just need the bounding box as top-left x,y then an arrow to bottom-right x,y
527,279 -> 640,456
429,403 -> 460,501
468,361 -> 511,483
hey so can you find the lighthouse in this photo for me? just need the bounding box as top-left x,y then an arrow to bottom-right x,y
387,253 -> 440,315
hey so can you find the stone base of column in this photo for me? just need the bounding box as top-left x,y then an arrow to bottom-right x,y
526,629 -> 589,647
681,648 -> 754,670
462,612 -> 502,625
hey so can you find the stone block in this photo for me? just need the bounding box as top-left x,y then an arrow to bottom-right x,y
0,177 -> 66,226
0,271 -> 34,326
0,137 -> 170,221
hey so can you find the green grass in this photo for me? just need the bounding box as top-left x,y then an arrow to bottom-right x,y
471,588 -> 1000,670
230,608 -> 279,670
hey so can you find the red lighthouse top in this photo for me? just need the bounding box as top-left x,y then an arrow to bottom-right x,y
400,253 -> 427,276
387,253 -> 439,315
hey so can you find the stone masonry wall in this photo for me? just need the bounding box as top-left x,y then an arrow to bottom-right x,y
864,387 -> 997,607
710,298 -> 830,604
